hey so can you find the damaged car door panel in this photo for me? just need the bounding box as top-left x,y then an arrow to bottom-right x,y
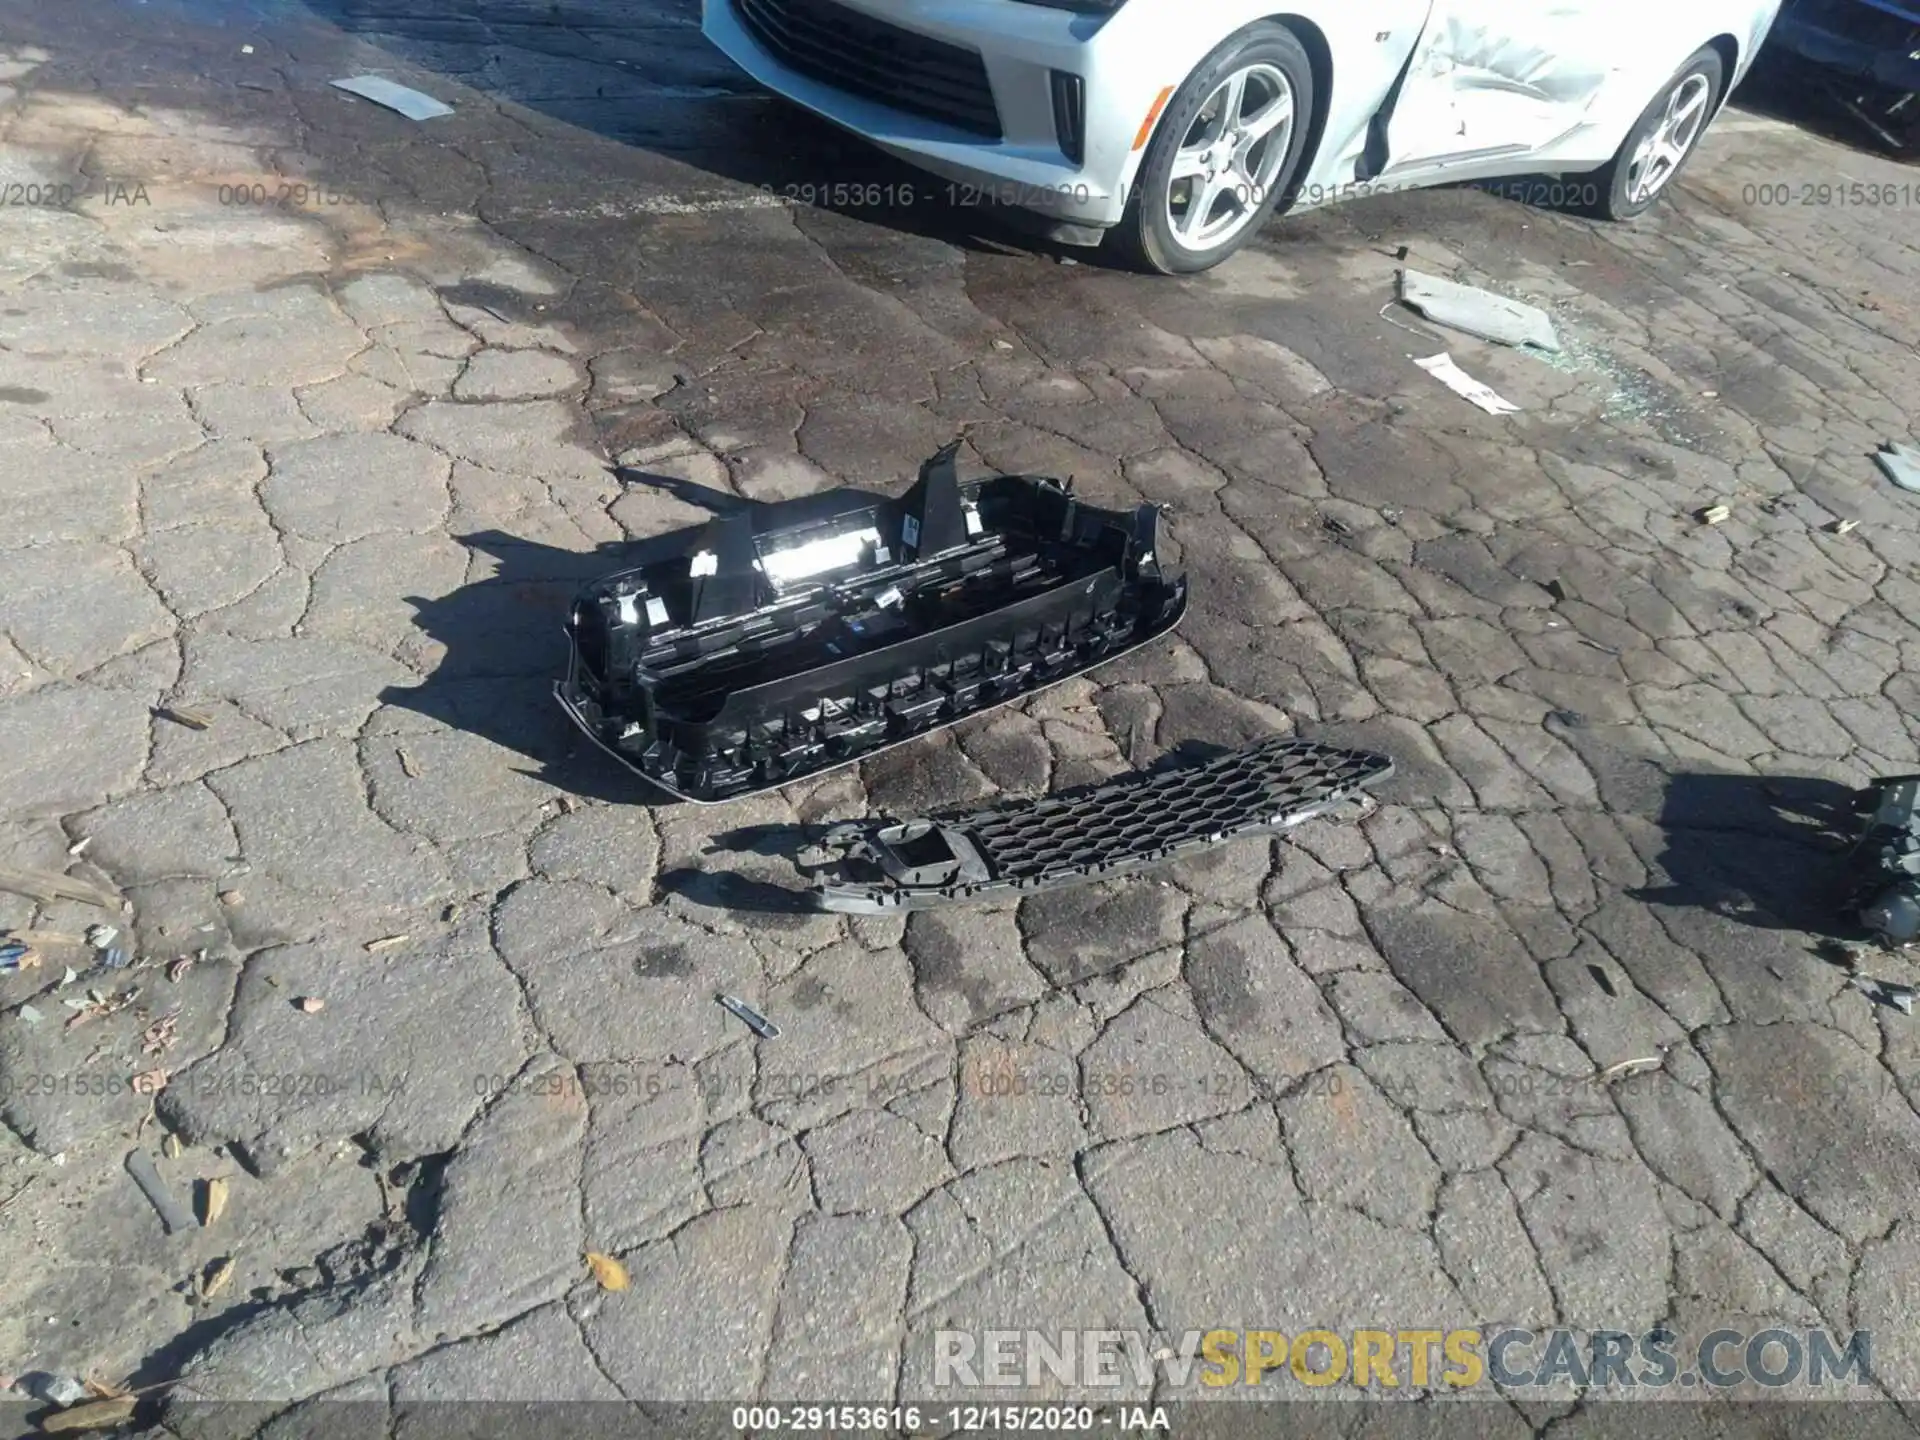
557,446 -> 1187,804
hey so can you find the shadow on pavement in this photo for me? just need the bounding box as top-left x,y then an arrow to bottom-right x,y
1630,770 -> 1869,939
295,0 -> 1089,261
376,522 -> 674,807
655,864 -> 816,912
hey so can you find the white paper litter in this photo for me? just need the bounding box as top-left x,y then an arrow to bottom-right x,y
1400,270 -> 1561,352
330,75 -> 454,120
1415,353 -> 1519,415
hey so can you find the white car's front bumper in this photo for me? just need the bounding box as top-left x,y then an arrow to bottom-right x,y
701,0 -> 1168,228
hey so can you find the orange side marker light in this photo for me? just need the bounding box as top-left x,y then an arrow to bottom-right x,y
1132,84 -> 1175,151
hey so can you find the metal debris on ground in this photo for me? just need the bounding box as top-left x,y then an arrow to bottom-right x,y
1828,518 -> 1860,535
717,993 -> 781,1039
329,75 -> 455,120
812,734 -> 1394,913
1851,975 -> 1917,1015
85,924 -> 118,950
202,1176 -> 230,1226
67,836 -> 92,857
1696,503 -> 1732,525
102,946 -> 129,970
1875,440 -> 1920,493
64,986 -> 139,1028
166,956 -> 194,983
154,706 -> 212,731
1398,270 -> 1562,352
1597,1056 -> 1664,1082
364,934 -> 408,953
0,938 -> 39,972
141,1011 -> 179,1057
162,1132 -> 182,1159
217,890 -> 242,907
1851,775 -> 1920,946
1414,353 -> 1520,415
125,1148 -> 196,1234
296,995 -> 325,1013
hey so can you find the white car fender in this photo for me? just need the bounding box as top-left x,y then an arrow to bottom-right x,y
1104,1 -> 1437,207
1566,0 -> 1768,150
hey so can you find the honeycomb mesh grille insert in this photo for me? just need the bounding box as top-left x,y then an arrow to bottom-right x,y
732,0 -> 1002,138
813,736 -> 1394,913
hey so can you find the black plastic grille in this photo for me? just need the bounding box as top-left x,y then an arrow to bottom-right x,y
641,601 -> 1146,800
969,738 -> 1391,878
733,0 -> 1002,138
815,737 -> 1394,911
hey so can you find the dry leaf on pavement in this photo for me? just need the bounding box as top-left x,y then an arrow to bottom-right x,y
585,1251 -> 629,1291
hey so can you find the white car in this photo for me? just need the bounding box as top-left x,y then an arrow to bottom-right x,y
702,0 -> 1784,273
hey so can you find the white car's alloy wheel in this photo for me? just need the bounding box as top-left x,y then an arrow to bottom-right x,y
1624,72 -> 1712,206
1165,63 -> 1297,251
1585,45 -> 1725,221
1115,21 -> 1316,275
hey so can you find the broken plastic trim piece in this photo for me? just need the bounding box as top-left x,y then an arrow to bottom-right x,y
556,444 -> 1188,803
1853,773 -> 1920,946
811,735 -> 1394,913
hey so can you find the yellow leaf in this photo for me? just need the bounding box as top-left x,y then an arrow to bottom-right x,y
585,1251 -> 629,1291
40,1396 -> 137,1432
202,1255 -> 236,1300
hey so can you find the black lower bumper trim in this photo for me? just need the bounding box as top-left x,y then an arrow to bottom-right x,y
811,735 -> 1394,912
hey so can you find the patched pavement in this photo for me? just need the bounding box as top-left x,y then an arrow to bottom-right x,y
3,0 -> 1920,1425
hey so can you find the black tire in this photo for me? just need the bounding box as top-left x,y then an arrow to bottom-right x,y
1111,22 -> 1316,275
1584,45 -> 1726,220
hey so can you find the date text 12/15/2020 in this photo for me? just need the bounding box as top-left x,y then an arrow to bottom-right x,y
754,176 -> 1443,212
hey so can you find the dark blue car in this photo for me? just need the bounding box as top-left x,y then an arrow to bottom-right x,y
1767,0 -> 1920,144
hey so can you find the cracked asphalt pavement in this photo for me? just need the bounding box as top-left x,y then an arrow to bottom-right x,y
4,0 -> 1920,1430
